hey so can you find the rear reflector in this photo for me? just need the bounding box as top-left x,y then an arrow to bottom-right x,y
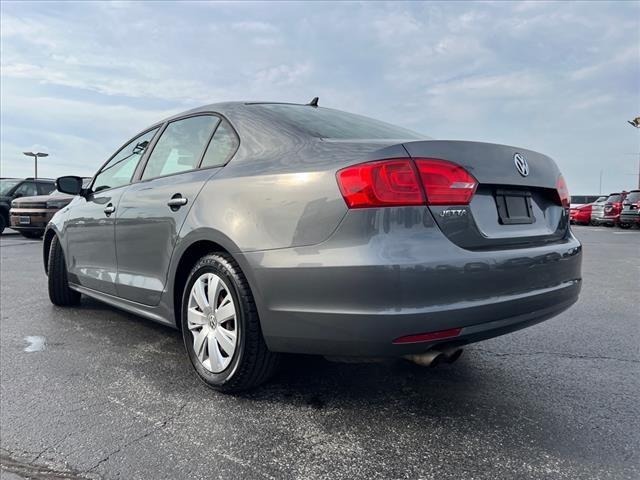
336,158 -> 477,208
393,327 -> 462,344
414,158 -> 478,205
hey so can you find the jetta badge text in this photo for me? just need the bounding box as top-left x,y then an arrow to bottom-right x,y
514,152 -> 529,177
439,209 -> 468,218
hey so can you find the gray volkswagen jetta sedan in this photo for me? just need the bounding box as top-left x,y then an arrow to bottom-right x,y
45,101 -> 582,391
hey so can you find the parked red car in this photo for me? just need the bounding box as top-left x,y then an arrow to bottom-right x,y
570,203 -> 593,225
602,192 -> 628,226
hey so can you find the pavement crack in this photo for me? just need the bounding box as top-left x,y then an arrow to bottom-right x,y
473,348 -> 639,363
86,401 -> 189,474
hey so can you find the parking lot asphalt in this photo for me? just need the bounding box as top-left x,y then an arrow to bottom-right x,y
0,226 -> 638,480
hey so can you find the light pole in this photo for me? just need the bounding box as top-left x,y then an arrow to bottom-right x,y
22,152 -> 49,179
628,117 -> 640,189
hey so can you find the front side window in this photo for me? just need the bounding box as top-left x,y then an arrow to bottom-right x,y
37,182 -> 55,195
141,115 -> 220,180
201,119 -> 239,168
14,181 -> 37,197
93,128 -> 159,192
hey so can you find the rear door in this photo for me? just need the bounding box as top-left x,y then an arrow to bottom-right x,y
65,127 -> 159,294
114,114 -> 239,305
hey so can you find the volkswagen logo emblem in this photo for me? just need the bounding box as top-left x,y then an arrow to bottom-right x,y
514,153 -> 529,177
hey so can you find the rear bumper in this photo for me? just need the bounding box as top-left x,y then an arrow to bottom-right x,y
601,214 -> 620,223
619,213 -> 640,224
243,206 -> 582,356
258,280 -> 580,356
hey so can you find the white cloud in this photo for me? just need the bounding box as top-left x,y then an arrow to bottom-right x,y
231,21 -> 278,33
254,63 -> 312,87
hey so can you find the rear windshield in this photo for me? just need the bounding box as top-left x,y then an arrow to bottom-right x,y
606,194 -> 622,202
625,191 -> 640,202
254,104 -> 426,140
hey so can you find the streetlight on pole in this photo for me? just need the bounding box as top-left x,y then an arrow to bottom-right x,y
628,117 -> 640,189
22,152 -> 49,179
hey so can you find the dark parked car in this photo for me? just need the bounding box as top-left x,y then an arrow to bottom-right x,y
44,101 -> 582,391
0,178 -> 55,234
601,192 -> 628,226
9,178 -> 92,238
619,190 -> 640,229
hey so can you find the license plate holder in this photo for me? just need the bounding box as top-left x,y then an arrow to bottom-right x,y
495,189 -> 535,225
19,216 -> 31,225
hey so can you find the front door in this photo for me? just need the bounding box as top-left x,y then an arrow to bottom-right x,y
65,127 -> 159,295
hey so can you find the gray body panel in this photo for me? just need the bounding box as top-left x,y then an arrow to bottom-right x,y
115,168 -> 220,305
64,188 -> 125,295
47,101 -> 582,356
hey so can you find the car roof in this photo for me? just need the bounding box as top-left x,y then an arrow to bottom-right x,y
22,177 -> 55,182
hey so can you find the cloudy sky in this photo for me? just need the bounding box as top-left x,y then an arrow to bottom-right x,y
1,1 -> 638,194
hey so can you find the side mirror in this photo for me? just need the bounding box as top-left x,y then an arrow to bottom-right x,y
56,176 -> 85,195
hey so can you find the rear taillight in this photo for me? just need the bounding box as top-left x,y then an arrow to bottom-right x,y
414,158 -> 478,205
336,159 -> 424,208
556,175 -> 570,209
336,158 -> 477,208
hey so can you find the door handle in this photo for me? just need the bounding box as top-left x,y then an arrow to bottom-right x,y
104,204 -> 115,216
167,195 -> 188,210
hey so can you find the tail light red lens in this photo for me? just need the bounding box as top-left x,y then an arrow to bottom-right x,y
414,158 -> 478,205
336,159 -> 424,208
556,175 -> 570,209
336,158 -> 477,208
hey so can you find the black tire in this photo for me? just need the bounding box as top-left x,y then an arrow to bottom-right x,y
0,215 -> 6,235
21,230 -> 43,239
48,235 -> 81,306
181,252 -> 279,392
619,223 -> 631,229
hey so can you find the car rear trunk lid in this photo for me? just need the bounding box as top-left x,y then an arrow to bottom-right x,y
402,140 -> 568,250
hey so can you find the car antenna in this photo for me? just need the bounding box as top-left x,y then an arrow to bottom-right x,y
307,96 -> 319,107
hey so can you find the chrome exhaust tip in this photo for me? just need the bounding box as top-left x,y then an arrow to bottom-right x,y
404,348 -> 463,367
404,351 -> 445,367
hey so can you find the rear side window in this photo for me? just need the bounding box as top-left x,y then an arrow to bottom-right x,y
254,104 -> 426,140
201,119 -> 239,168
625,191 -> 640,203
142,115 -> 220,180
606,194 -> 622,202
